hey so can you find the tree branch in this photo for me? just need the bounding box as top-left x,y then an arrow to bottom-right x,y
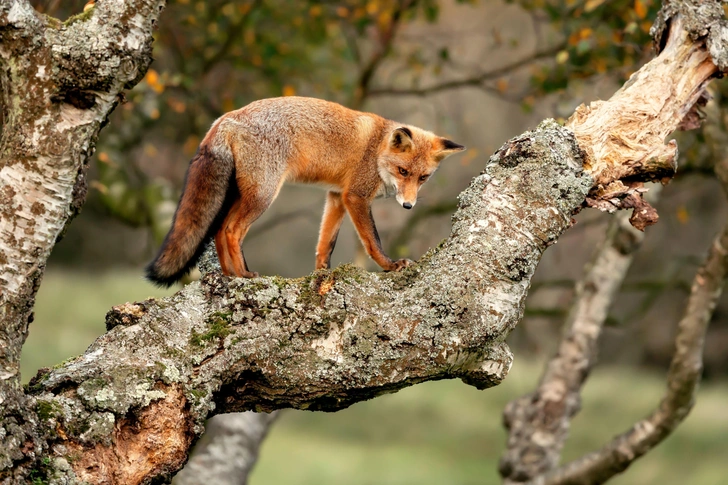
25,121 -> 588,483
568,5 -> 726,228
350,0 -> 418,109
172,412 -> 279,485
531,195 -> 728,485
366,43 -> 564,98
200,0 -> 262,75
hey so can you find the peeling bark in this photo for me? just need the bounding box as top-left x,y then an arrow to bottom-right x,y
568,1 -> 727,229
68,386 -> 191,484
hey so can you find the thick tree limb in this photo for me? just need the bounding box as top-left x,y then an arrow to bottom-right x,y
174,251 -> 278,485
23,121 -> 588,483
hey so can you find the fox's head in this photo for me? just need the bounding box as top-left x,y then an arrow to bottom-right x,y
378,126 -> 465,209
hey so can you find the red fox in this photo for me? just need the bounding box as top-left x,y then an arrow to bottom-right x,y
146,96 -> 464,286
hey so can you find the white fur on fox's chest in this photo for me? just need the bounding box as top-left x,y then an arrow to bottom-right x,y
376,167 -> 398,199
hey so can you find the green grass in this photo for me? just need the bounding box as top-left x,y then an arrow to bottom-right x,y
23,270 -> 728,485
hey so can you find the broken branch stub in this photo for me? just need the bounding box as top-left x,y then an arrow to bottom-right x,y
567,11 -> 724,230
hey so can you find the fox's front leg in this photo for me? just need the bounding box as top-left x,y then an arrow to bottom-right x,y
342,192 -> 412,272
316,191 -> 346,269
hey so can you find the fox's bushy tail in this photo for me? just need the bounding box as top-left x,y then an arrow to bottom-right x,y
146,145 -> 235,287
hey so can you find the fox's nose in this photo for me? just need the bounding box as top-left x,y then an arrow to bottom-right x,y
403,202 -> 413,210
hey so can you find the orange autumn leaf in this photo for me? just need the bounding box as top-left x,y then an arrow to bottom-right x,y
282,85 -> 296,97
183,135 -> 200,156
496,78 -> 508,93
676,206 -> 689,224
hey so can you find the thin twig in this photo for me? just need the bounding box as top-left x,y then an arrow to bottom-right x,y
200,0 -> 262,75
351,0 -> 419,109
368,43 -> 564,98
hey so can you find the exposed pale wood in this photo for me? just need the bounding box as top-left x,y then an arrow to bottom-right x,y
567,15 -> 719,230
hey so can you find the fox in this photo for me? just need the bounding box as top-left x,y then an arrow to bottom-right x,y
146,96 -> 465,286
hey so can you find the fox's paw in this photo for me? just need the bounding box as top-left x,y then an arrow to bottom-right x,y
389,258 -> 414,272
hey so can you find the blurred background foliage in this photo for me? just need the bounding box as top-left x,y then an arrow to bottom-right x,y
21,0 -> 728,483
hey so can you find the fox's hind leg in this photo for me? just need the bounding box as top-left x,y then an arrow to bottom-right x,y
215,176 -> 282,278
214,197 -> 263,278
214,225 -> 238,276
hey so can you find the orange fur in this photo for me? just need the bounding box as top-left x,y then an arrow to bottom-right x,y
146,97 -> 464,286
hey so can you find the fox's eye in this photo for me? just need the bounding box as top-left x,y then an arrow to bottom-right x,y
419,175 -> 429,182
398,167 -> 409,177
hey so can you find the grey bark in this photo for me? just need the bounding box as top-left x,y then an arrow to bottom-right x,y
172,412 -> 279,485
172,248 -> 278,485
0,0 -> 724,483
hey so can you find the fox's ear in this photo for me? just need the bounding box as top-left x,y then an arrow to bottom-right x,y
389,127 -> 414,153
435,138 -> 466,161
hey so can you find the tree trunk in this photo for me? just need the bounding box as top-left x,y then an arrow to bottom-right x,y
0,0 -> 163,480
